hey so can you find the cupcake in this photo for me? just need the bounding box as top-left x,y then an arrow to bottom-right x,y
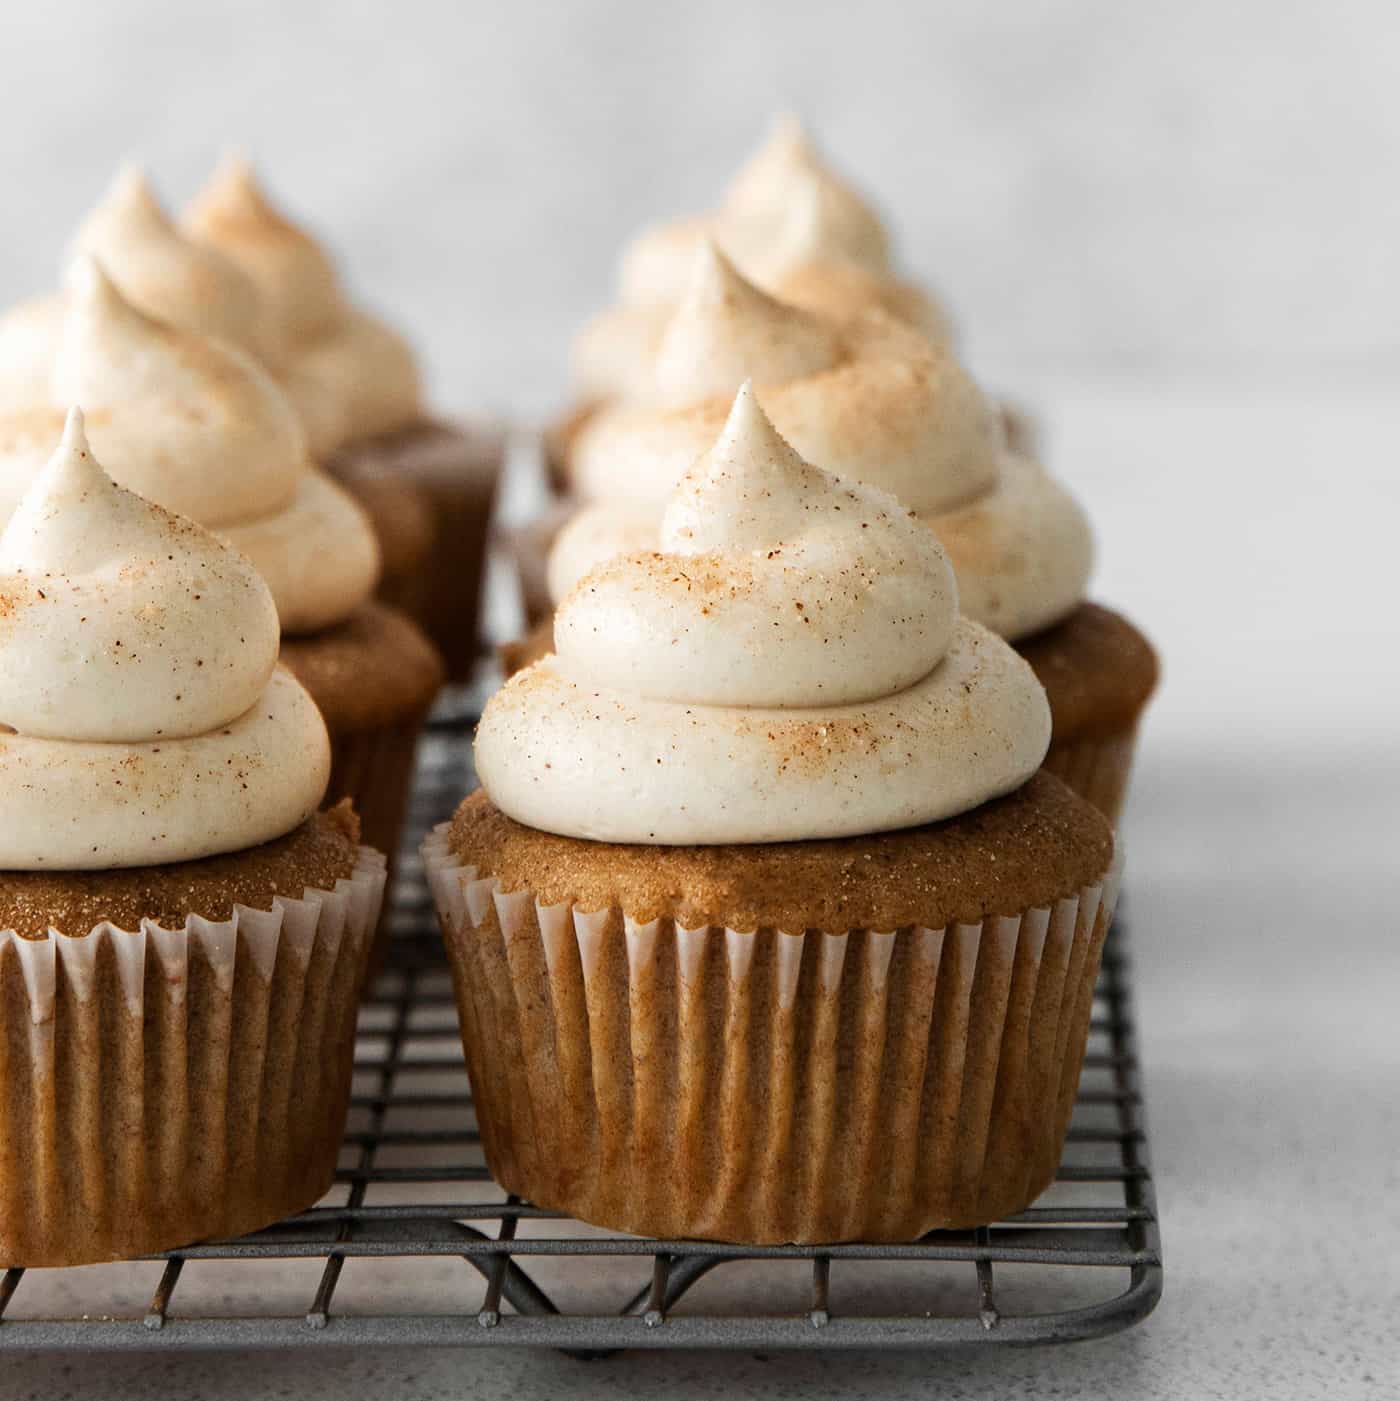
429,387 -> 1118,1244
182,156 -> 505,680
519,248 -> 1155,821
0,258 -> 441,940
0,411 -> 384,1266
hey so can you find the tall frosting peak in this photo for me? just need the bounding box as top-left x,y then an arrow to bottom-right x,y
70,164 -> 267,356
0,260 -> 380,634
184,156 -> 421,451
52,255 -> 308,529
183,155 -> 345,353
188,153 -> 290,231
652,243 -> 842,402
559,383 -> 958,712
760,168 -> 883,278
721,115 -> 890,274
721,112 -> 816,215
480,384 -> 1046,844
0,411 -> 329,868
0,407 -> 280,744
90,164 -> 166,232
660,381 -> 830,555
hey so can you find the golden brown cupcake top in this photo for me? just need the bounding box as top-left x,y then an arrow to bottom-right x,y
448,773 -> 1112,935
0,804 -> 359,939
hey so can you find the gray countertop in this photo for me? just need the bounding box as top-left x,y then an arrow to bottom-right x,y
6,380 -> 1398,1398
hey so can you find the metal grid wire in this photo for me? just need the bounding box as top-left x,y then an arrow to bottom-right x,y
0,699 -> 1162,1353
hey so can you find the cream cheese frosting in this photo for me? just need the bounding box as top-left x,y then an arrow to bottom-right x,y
0,165 -> 267,410
570,116 -> 949,403
0,410 -> 329,869
71,165 -> 269,357
183,156 -> 423,455
575,244 -> 993,509
617,115 -> 892,308
477,386 -> 1048,845
0,259 -> 379,634
555,247 -> 1092,643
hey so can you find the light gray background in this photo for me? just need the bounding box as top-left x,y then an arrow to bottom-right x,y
3,0 -> 1399,405
2,3 -> 1398,1398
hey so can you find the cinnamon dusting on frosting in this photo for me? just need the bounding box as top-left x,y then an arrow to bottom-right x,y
477,388 -> 1048,845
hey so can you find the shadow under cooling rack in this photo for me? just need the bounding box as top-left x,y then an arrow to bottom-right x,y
0,699 -> 1163,1353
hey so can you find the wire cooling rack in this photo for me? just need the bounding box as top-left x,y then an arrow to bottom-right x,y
0,696 -> 1162,1353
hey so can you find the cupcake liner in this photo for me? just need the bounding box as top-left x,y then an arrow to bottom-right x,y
424,828 -> 1121,1244
0,848 -> 386,1267
1043,724 -> 1141,825
324,714 -> 431,978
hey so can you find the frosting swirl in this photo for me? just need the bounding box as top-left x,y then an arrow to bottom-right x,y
0,166 -> 271,414
0,260 -> 379,634
182,155 -> 343,353
70,165 -> 268,358
183,157 -> 422,454
557,248 -> 1092,643
571,117 -> 949,403
0,410 -> 329,869
574,244 -> 995,512
618,115 -> 892,308
477,386 -> 1048,845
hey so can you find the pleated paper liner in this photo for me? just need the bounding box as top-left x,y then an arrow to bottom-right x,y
1042,724 -> 1141,826
0,848 -> 385,1268
425,829 -> 1121,1245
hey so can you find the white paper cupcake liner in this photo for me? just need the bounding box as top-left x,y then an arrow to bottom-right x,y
0,847 -> 385,1267
424,826 -> 1121,1244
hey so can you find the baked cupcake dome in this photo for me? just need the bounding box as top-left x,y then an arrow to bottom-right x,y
430,389 -> 1117,1243
0,414 -> 384,1265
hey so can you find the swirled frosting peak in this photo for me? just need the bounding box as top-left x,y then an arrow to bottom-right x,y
653,242 -> 843,403
720,114 -> 890,274
0,260 -> 380,634
71,164 -> 267,357
477,387 -> 1049,845
571,117 -> 948,402
572,249 -> 998,516
182,154 -> 345,358
183,158 -> 422,453
52,255 -> 306,527
0,410 -> 329,869
557,382 -> 955,708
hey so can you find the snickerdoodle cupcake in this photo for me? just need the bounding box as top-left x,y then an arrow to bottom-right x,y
0,412 -> 384,1267
0,258 -> 441,917
521,249 -> 1156,821
182,157 -> 504,679
429,388 -> 1117,1244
